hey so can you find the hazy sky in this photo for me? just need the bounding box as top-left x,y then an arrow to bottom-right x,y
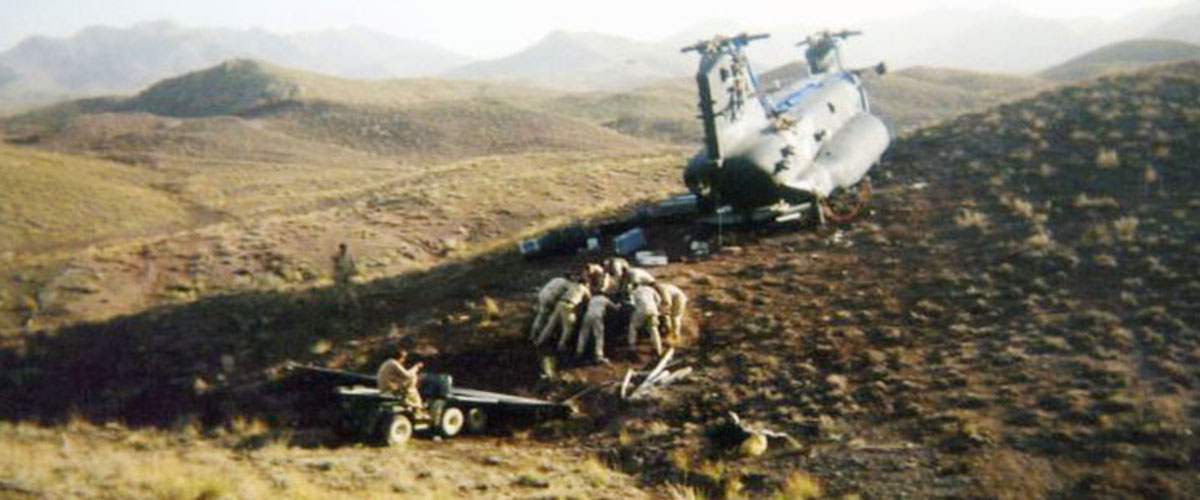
0,0 -> 1188,58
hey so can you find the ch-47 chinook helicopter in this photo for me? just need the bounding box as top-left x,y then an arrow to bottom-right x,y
517,31 -> 889,257
680,30 -> 889,224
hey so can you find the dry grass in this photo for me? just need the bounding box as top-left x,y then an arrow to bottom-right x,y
954,208 -> 990,231
0,421 -> 646,499
1095,148 -> 1120,169
0,147 -> 685,334
773,470 -> 822,500
0,143 -> 190,252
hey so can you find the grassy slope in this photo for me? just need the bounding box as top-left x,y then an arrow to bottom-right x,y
866,66 -> 1047,134
0,60 -> 659,253
1039,38 -> 1200,82
0,420 -> 647,499
537,78 -> 698,144
0,143 -> 190,252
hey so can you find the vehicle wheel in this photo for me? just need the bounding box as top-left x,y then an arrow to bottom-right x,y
379,413 -> 413,446
438,407 -> 465,437
466,408 -> 488,434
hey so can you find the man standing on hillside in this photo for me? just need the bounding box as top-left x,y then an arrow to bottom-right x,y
332,242 -> 358,311
377,349 -> 425,412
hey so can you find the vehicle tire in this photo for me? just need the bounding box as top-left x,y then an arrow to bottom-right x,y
466,408 -> 488,434
379,413 -> 413,446
438,407 -> 465,437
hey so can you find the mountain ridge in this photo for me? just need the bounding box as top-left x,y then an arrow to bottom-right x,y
0,20 -> 472,111
1040,38 -> 1200,81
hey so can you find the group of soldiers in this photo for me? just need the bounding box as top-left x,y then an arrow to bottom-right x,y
333,240 -> 690,404
529,257 -> 688,363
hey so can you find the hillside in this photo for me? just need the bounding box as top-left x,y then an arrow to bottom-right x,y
1040,39 -> 1200,82
0,21 -> 472,111
2,61 -> 1196,498
539,77 -> 697,144
0,143 -> 193,253
0,59 -> 683,335
444,31 -> 692,91
1,60 -> 654,222
867,66 -> 1047,133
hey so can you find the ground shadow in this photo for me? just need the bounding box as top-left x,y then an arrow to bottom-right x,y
0,244 -> 566,428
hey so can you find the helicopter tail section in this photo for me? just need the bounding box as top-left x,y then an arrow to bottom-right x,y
683,33 -> 771,163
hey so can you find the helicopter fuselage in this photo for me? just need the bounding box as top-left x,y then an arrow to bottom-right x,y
683,35 -> 889,212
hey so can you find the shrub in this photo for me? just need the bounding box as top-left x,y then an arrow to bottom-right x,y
1024,227 -> 1054,250
1073,194 -> 1120,209
955,209 -> 990,231
1095,148 -> 1120,169
1112,216 -> 1138,243
774,471 -> 822,500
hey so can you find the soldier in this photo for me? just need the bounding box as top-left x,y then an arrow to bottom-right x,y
620,267 -> 656,298
377,349 -> 424,412
531,276 -> 570,341
576,295 -> 616,362
654,282 -> 688,340
332,242 -> 358,310
604,257 -> 630,283
628,285 -> 664,356
583,262 -> 610,294
535,276 -> 591,350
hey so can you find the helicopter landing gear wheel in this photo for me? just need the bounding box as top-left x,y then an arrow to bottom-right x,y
820,176 -> 872,224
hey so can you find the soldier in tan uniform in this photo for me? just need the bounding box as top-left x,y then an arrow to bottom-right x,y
583,262 -> 610,294
535,277 -> 591,350
530,276 -> 570,341
332,242 -> 359,310
628,285 -> 664,356
576,295 -> 616,362
620,267 -> 656,297
604,257 -> 630,284
653,282 -> 688,340
377,350 -> 424,410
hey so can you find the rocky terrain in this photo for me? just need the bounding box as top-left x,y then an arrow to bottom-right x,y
579,60 -> 1199,498
1,56 -> 1198,499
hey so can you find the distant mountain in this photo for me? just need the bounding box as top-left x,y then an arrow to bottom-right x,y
1152,15 -> 1200,45
1040,39 -> 1200,82
3,59 -> 646,163
0,21 -> 471,112
444,31 -> 692,91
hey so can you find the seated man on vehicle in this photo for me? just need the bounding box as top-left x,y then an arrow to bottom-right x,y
377,349 -> 425,412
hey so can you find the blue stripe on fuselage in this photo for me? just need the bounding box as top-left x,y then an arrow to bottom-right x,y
770,71 -> 853,114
